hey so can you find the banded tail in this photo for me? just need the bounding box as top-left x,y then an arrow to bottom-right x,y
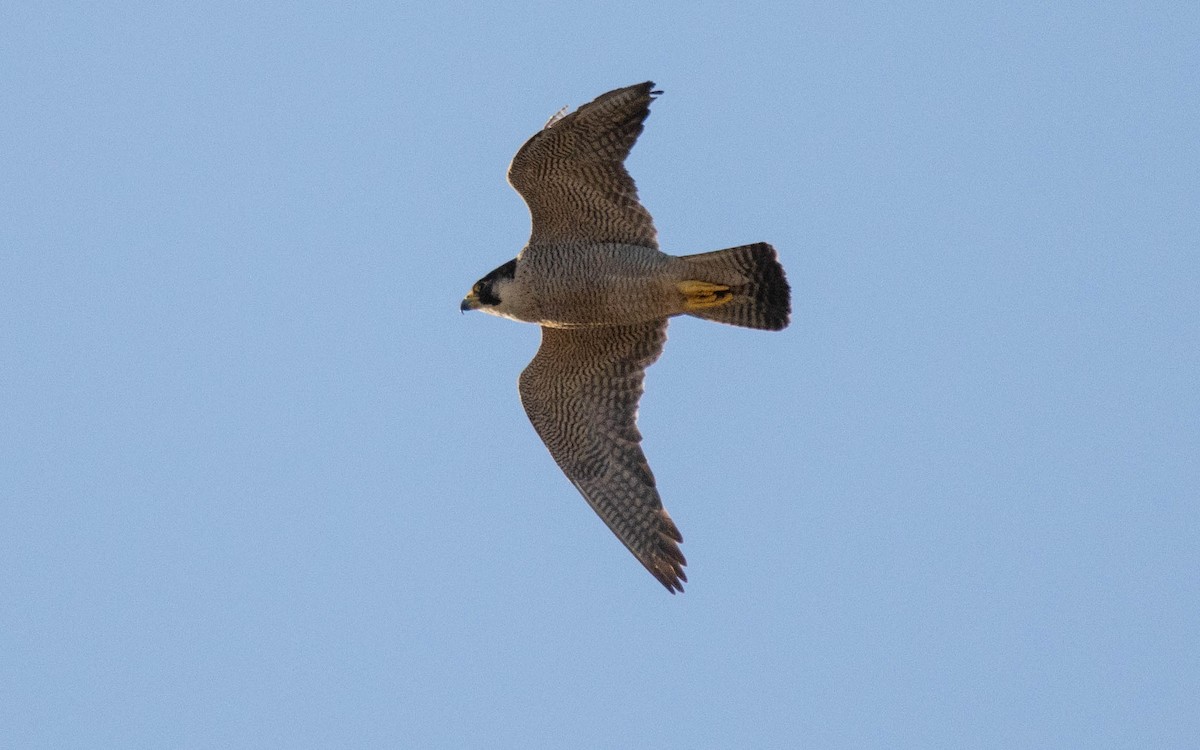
679,242 -> 791,330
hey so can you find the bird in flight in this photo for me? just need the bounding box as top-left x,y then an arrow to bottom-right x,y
461,82 -> 790,592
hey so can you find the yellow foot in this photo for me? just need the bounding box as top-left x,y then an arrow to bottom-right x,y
677,280 -> 733,310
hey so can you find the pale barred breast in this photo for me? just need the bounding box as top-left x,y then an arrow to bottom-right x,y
519,243 -> 680,326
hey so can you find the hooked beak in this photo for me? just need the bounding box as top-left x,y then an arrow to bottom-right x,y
460,292 -> 481,313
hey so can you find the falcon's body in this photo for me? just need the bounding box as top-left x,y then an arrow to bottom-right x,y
462,82 -> 790,592
492,244 -> 678,326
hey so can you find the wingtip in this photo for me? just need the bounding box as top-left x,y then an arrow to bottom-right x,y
648,541 -> 688,594
655,569 -> 686,594
604,81 -> 659,102
634,81 -> 662,99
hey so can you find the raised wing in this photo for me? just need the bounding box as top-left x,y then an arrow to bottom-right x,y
518,321 -> 686,592
508,82 -> 661,250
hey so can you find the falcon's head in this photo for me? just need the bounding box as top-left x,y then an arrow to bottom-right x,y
460,258 -> 518,316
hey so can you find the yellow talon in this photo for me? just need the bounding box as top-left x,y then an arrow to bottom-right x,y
678,280 -> 733,310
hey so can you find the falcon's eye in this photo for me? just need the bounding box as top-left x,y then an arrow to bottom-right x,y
473,282 -> 483,294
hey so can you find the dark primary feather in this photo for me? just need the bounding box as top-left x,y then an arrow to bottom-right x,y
518,320 -> 687,592
507,82 -> 661,250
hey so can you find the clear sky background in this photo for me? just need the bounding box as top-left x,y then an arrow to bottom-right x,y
3,2 -> 1197,748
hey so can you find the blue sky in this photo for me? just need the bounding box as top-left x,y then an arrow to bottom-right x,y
3,2 -> 1197,748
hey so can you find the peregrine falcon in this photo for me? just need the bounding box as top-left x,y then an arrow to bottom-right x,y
461,82 -> 790,593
